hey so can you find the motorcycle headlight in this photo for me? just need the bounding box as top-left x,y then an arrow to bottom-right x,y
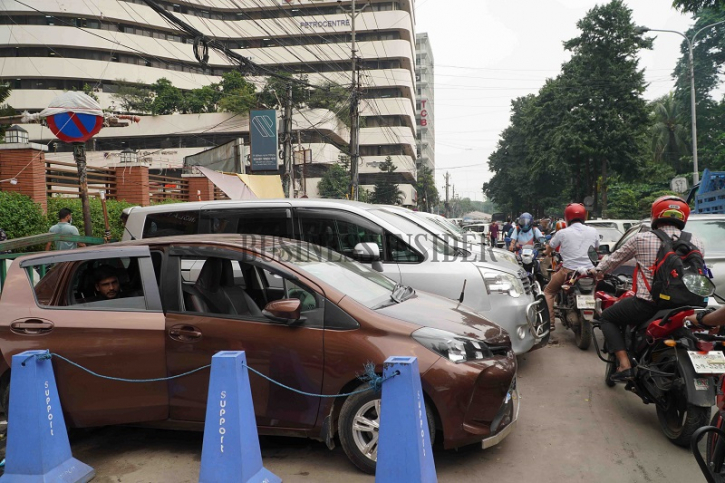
481,270 -> 524,298
413,327 -> 493,363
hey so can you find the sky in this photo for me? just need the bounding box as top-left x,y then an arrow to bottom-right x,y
415,0 -> 696,204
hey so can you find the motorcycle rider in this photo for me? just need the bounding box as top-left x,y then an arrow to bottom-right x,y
543,203 -> 599,331
590,196 -> 705,382
508,213 -> 544,251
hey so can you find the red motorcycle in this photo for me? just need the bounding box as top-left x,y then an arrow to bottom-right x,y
591,271 -> 723,446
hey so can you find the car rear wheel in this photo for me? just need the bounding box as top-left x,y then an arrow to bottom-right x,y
338,383 -> 435,474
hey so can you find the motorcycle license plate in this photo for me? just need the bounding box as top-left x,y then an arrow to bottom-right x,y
576,295 -> 596,309
687,351 -> 725,374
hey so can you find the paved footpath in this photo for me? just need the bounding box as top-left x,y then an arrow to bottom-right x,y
63,330 -> 704,482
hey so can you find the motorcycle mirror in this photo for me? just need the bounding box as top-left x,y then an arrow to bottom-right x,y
587,246 -> 599,265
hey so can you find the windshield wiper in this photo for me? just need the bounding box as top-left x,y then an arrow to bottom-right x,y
392,282 -> 415,302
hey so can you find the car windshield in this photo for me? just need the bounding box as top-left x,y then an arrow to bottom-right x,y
266,243 -> 397,308
684,219 -> 725,254
589,222 -> 618,229
595,227 -> 623,241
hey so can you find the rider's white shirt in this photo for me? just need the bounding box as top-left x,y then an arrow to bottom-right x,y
550,223 -> 600,270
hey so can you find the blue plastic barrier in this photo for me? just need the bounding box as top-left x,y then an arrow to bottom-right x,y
375,356 -> 437,483
0,350 -> 94,483
199,351 -> 281,483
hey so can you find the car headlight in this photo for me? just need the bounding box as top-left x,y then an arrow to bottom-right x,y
499,251 -> 518,266
412,327 -> 493,363
481,270 -> 524,298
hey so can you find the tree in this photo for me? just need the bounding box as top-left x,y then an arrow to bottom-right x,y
371,156 -> 403,205
184,84 -> 221,113
414,166 -> 439,212
112,80 -> 153,113
218,71 -> 258,114
258,73 -> 309,109
650,93 -> 690,173
150,78 -> 185,115
308,82 -> 352,127
673,0 -> 725,13
0,84 -> 14,139
317,162 -> 350,199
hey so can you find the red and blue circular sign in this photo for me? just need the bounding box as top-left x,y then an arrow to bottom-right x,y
46,112 -> 103,143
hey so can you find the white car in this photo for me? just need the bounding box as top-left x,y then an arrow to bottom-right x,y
587,219 -> 639,234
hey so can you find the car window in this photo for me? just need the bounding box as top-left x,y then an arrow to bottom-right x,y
614,225 -> 642,251
371,209 -> 458,258
201,208 -> 293,238
143,211 -> 199,238
684,220 -> 725,253
589,222 -> 618,229
296,209 -> 384,259
595,227 -> 623,241
28,257 -> 149,311
386,232 -> 424,263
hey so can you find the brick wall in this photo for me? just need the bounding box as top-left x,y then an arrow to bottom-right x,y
0,147 -> 48,213
114,165 -> 150,206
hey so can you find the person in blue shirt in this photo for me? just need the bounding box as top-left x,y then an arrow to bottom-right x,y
508,212 -> 544,251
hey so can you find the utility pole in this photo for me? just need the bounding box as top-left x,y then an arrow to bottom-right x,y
341,0 -> 368,201
282,83 -> 293,198
445,172 -> 451,218
73,143 -> 93,237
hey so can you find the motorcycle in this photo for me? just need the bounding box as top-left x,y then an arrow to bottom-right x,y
591,277 -> 723,447
515,242 -> 546,290
552,267 -> 597,350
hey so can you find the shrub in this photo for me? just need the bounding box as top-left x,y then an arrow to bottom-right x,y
0,192 -> 47,251
46,197 -> 135,242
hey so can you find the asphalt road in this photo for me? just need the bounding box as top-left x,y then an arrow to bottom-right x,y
11,331 -> 711,482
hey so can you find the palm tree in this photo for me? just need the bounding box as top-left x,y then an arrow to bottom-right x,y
650,92 -> 690,174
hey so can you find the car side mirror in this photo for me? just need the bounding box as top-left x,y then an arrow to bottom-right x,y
598,244 -> 611,255
262,299 -> 305,325
352,242 -> 381,262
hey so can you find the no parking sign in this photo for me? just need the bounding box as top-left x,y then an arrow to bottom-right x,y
43,92 -> 104,143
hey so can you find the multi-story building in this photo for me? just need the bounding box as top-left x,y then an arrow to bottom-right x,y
415,32 -> 435,174
1,0 -> 418,203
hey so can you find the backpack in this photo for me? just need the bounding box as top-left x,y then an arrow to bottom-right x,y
644,229 -> 709,309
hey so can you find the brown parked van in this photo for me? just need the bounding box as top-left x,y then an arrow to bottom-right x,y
0,235 -> 517,473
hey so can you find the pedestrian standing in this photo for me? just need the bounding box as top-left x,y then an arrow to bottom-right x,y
489,221 -> 500,247
45,208 -> 86,251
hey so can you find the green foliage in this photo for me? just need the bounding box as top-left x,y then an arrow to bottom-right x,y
484,1 -> 653,218
184,84 -> 221,114
606,163 -> 677,218
317,162 -> 350,199
112,80 -> 153,113
258,73 -> 309,109
672,0 -> 725,13
650,92 -> 690,173
0,192 -> 47,249
371,156 -> 403,205
415,166 -> 440,212
150,78 -> 185,115
218,71 -> 258,114
46,197 -> 135,242
308,83 -> 352,127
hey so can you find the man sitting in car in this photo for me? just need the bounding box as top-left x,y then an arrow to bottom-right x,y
92,265 -> 123,300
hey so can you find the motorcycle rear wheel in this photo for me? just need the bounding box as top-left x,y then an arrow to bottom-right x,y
656,377 -> 709,447
706,411 -> 725,474
574,312 -> 592,350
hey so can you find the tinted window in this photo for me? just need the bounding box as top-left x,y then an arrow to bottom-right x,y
201,208 -> 293,238
143,211 -> 199,238
296,209 -> 383,258
386,232 -> 424,262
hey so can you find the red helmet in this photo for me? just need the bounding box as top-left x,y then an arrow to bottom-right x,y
651,195 -> 690,229
564,203 -> 587,224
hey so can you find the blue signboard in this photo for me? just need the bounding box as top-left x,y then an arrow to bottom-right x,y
250,109 -> 279,171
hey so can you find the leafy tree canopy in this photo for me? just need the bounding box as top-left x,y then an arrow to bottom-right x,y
371,156 -> 403,205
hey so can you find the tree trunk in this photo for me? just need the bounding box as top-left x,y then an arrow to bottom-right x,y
601,158 -> 608,218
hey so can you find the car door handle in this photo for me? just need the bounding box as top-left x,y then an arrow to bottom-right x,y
169,325 -> 202,341
10,319 -> 54,335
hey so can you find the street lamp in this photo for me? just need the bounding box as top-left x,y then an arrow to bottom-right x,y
119,147 -> 138,164
636,20 -> 725,186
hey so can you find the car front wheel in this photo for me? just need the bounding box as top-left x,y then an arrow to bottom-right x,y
338,383 -> 435,474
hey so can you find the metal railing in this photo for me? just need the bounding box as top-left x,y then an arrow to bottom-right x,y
0,233 -> 106,291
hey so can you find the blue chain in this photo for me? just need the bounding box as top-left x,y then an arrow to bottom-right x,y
21,350 -> 211,383
20,351 -> 398,396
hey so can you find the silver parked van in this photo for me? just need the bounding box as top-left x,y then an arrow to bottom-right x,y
124,199 -> 550,353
